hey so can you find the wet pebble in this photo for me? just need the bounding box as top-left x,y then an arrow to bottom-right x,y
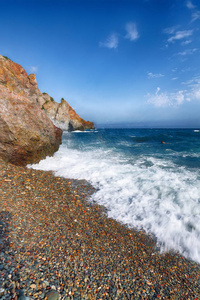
44,290 -> 60,300
18,296 -> 30,300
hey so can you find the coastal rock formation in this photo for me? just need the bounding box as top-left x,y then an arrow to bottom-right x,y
0,85 -> 62,165
0,55 -> 94,131
0,56 -> 42,105
0,54 -> 94,165
43,97 -> 94,131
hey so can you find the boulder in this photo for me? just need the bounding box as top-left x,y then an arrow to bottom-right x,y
0,85 -> 62,166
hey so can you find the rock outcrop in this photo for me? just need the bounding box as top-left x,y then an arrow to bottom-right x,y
42,98 -> 94,131
0,56 -> 43,105
0,85 -> 62,166
0,55 -> 94,131
0,55 -> 94,165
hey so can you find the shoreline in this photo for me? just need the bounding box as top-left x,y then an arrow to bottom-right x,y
0,158 -> 200,299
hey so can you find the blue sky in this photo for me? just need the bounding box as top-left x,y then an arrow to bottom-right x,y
1,0 -> 200,127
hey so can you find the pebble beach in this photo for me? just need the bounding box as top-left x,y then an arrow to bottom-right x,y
0,158 -> 200,300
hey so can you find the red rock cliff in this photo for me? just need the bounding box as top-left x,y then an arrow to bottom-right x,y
0,55 -> 94,131
0,55 -> 63,165
0,55 -> 94,165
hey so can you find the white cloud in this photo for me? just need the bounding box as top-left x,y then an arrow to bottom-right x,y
185,0 -> 200,22
181,39 -> 192,45
186,1 -> 196,9
125,22 -> 139,41
163,26 -> 179,35
184,77 -> 200,100
177,48 -> 198,55
99,33 -> 119,49
174,90 -> 185,105
193,88 -> 200,99
147,76 -> 200,107
99,22 -> 139,49
167,30 -> 193,43
147,87 -> 187,107
148,72 -> 164,79
29,66 -> 38,73
190,87 -> 200,99
192,11 -> 200,22
172,68 -> 178,72
147,87 -> 170,107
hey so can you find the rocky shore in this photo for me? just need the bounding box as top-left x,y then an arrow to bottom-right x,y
0,158 -> 200,300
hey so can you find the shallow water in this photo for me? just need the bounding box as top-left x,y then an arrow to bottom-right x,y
30,128 -> 200,263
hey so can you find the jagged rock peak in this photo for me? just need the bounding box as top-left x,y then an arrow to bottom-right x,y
0,54 -> 94,131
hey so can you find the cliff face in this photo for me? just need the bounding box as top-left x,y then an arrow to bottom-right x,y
43,98 -> 94,131
0,77 -> 62,166
0,56 -> 43,105
0,55 -> 94,131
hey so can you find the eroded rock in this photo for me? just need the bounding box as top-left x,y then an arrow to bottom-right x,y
0,85 -> 62,166
0,55 -> 94,131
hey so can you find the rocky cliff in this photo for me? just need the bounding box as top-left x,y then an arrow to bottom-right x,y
0,81 -> 62,165
0,55 -> 93,165
0,55 -> 94,131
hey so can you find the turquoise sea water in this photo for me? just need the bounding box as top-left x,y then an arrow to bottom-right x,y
30,128 -> 200,263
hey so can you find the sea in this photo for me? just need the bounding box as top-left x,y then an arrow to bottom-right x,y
29,128 -> 200,264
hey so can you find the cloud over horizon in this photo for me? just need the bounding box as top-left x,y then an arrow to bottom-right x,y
183,77 -> 200,100
147,87 -> 186,107
147,76 -> 200,108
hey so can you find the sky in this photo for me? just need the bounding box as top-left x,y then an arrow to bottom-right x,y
1,0 -> 200,128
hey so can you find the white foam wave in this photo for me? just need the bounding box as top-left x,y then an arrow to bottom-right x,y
71,130 -> 98,133
29,145 -> 200,263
